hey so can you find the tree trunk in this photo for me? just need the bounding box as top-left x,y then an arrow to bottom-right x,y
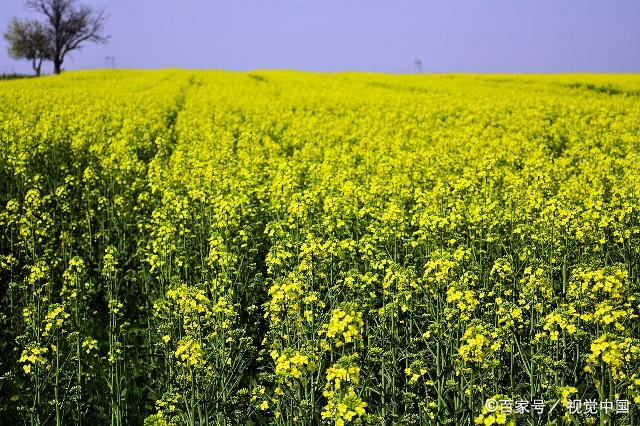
54,59 -> 62,75
36,58 -> 43,77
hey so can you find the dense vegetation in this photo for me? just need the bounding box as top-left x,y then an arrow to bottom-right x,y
1,71 -> 640,425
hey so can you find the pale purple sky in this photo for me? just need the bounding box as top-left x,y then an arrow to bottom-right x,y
1,0 -> 639,75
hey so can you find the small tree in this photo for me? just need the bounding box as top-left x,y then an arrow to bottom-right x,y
3,18 -> 52,76
26,0 -> 108,74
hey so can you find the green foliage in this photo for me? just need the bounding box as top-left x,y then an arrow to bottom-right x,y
3,17 -> 52,75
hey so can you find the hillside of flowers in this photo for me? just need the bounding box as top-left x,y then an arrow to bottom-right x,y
1,71 -> 640,425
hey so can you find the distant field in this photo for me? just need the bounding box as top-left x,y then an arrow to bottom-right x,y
0,73 -> 35,80
1,71 -> 640,425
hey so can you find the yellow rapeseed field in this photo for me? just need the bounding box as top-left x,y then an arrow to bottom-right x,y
1,70 -> 639,425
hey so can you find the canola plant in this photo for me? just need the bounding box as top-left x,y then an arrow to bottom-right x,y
1,70 -> 640,425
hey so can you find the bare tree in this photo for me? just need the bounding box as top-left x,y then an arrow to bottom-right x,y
26,0 -> 108,74
4,18 -> 52,76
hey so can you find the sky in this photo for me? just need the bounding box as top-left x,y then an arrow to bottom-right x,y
1,0 -> 639,75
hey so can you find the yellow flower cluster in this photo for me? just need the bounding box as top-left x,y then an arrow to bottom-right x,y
266,271 -> 306,325
82,337 -> 98,354
321,387 -> 366,426
321,307 -> 364,350
404,366 -> 428,384
518,266 -> 553,310
101,245 -> 118,278
458,323 -> 503,368
538,305 -> 578,341
473,394 -> 515,426
271,348 -> 317,384
174,337 -> 204,368
42,305 -> 70,336
322,355 -> 366,425
586,334 -> 640,380
19,345 -> 48,374
446,285 -> 479,321
570,266 -> 627,300
153,392 -> 182,422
